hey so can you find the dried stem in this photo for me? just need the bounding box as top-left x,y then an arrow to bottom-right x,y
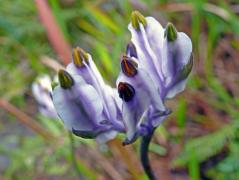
41,56 -> 65,72
68,132 -> 85,179
88,148 -> 124,180
0,98 -> 55,141
108,139 -> 141,179
35,0 -> 71,64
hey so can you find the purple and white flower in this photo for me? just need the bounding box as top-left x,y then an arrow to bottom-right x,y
117,11 -> 193,144
32,75 -> 58,118
52,48 -> 124,143
51,11 -> 192,145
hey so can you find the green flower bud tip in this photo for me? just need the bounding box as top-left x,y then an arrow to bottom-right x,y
164,23 -> 178,42
72,47 -> 89,67
131,11 -> 147,30
51,81 -> 58,90
58,69 -> 74,89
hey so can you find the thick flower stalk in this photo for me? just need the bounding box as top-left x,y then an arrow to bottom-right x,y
52,48 -> 124,143
32,75 -> 58,118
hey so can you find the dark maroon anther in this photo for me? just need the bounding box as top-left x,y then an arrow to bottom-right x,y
126,42 -> 137,58
118,82 -> 135,102
121,56 -> 138,77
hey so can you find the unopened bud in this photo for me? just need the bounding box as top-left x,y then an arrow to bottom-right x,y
51,81 -> 58,90
72,47 -> 89,67
121,56 -> 138,77
164,23 -> 177,42
118,82 -> 135,102
58,69 -> 74,89
131,11 -> 147,30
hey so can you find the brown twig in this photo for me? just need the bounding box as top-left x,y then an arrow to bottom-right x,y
40,56 -> 65,72
0,98 -> 55,141
35,0 -> 71,64
88,148 -> 124,180
108,139 -> 141,180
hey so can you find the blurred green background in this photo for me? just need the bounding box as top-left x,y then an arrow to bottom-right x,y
1,0 -> 239,179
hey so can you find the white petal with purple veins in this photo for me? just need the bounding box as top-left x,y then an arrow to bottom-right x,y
162,32 -> 192,83
166,79 -> 188,99
117,68 -> 165,141
53,75 -> 104,131
128,23 -> 163,86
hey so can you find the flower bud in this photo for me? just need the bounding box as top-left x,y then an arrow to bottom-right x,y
58,69 -> 74,89
131,11 -> 147,30
121,56 -> 138,77
164,23 -> 177,42
72,47 -> 89,67
118,82 -> 135,102
51,81 -> 58,90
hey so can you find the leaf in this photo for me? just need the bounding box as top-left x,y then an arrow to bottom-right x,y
86,5 -> 120,34
175,98 -> 187,128
149,143 -> 167,156
172,121 -> 239,167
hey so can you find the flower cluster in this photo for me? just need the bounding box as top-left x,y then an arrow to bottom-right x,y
51,11 -> 192,144
117,11 -> 192,144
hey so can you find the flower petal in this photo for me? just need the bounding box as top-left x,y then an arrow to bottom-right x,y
117,68 -> 166,142
53,75 -> 104,131
32,75 -> 52,105
147,106 -> 171,127
121,87 -> 150,142
144,17 -> 164,64
162,32 -> 192,87
32,75 -> 57,118
128,21 -> 164,86
95,130 -> 118,144
67,55 -> 123,128
166,79 -> 188,99
66,60 -> 101,94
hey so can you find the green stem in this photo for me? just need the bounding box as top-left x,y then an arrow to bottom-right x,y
140,128 -> 156,180
68,132 -> 85,179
